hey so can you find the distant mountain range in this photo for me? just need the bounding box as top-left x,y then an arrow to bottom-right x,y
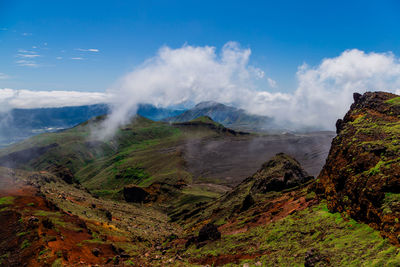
0,104 -> 184,147
0,101 -> 283,147
164,101 -> 278,132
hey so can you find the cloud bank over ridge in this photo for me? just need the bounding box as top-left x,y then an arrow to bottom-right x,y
0,89 -> 109,112
2,42 -> 400,136
100,43 -> 400,137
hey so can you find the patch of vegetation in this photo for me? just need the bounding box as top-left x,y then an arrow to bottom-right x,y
382,193 -> 400,214
51,258 -> 63,267
183,202 -> 400,266
33,210 -> 82,231
366,160 -> 385,176
125,259 -> 135,266
34,210 -> 62,217
16,231 -> 29,237
39,249 -> 50,256
0,196 -> 14,205
20,239 -> 31,250
0,253 -> 9,265
386,97 -> 400,106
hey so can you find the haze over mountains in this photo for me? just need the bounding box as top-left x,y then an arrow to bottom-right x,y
0,104 -> 184,147
163,101 -> 279,132
0,101 -> 290,147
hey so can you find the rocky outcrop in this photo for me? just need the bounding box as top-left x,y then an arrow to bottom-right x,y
198,223 -> 221,242
185,223 -> 221,248
250,153 -> 313,193
123,185 -> 151,203
179,153 -> 313,224
45,164 -> 75,184
316,92 -> 400,244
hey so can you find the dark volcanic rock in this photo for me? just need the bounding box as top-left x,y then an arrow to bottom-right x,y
240,194 -> 255,211
45,164 -> 75,184
42,218 -> 54,229
251,153 -> 313,193
92,248 -> 100,257
186,223 -> 221,247
123,185 -> 150,203
198,223 -> 221,242
316,91 -> 400,245
304,248 -> 324,267
182,153 -> 314,224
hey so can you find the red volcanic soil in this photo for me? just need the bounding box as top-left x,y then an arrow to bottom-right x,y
0,176 -> 118,266
186,185 -> 318,266
219,189 -> 317,237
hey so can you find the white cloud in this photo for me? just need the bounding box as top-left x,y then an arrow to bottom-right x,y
0,88 -> 109,110
16,50 -> 40,66
18,49 -> 37,54
267,77 -> 277,88
22,32 -> 32,36
56,57 -> 63,60
288,49 -> 400,128
71,57 -> 84,60
96,44 -> 400,138
4,43 -> 400,137
76,48 -> 99,52
17,54 -> 40,58
0,73 -> 9,80
15,60 -> 38,67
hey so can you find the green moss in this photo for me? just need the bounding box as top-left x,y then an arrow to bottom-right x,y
51,258 -> 63,267
366,160 -> 385,176
385,97 -> 400,106
20,239 -> 31,249
183,202 -> 400,266
16,231 -> 29,237
39,249 -> 50,256
125,259 -> 135,265
34,210 -> 61,217
382,193 -> 400,214
0,196 -> 14,205
0,253 -> 9,265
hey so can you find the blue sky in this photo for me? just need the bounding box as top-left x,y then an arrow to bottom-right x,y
1,0 -> 400,93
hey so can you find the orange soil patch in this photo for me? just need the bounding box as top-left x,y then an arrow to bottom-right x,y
219,190 -> 317,236
0,176 -> 118,266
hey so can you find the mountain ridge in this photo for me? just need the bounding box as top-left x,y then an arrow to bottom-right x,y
164,101 -> 280,132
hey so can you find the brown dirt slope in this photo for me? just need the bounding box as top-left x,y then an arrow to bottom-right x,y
316,91 -> 400,245
174,153 -> 314,228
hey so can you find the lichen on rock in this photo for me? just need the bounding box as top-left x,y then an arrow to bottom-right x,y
316,91 -> 400,245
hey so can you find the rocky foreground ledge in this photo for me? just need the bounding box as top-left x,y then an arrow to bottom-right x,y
316,91 -> 400,244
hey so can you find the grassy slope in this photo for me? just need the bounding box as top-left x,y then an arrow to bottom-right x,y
0,115 -> 229,203
181,201 -> 400,266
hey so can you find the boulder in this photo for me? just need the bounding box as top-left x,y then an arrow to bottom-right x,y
251,153 -> 313,193
198,223 -> 221,242
123,185 -> 150,203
